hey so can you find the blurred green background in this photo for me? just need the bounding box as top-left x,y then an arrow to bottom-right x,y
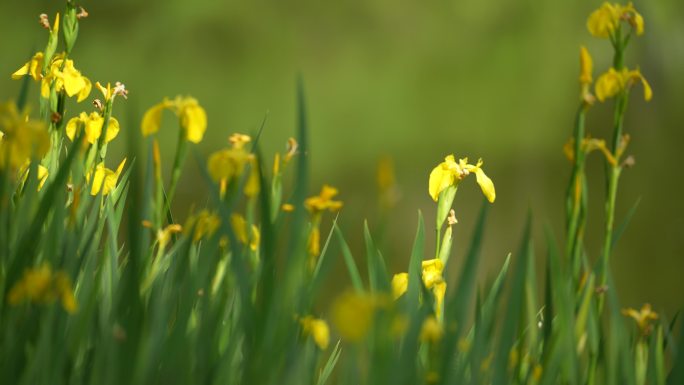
2,1 -> 682,315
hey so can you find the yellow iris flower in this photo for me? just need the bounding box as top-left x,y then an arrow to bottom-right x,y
391,258 -> 447,315
622,303 -> 658,336
300,316 -> 330,350
15,53 -> 92,102
587,2 -> 644,38
90,159 -> 126,196
11,52 -> 44,81
7,264 -> 78,313
305,185 -> 343,213
595,67 -> 652,102
428,155 -> 495,203
184,210 -> 221,242
66,112 -> 120,145
0,102 -> 50,171
142,96 -> 207,144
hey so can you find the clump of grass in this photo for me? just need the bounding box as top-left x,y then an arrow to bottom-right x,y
0,2 -> 681,384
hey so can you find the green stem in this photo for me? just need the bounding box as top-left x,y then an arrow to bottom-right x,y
163,128 -> 188,225
565,104 -> 587,285
597,94 -> 627,314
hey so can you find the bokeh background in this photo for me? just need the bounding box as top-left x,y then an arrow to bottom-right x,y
2,1 -> 683,314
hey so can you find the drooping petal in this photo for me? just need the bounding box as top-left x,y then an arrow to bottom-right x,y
181,102 -> 207,143
428,161 -> 454,201
141,103 -> 165,137
391,272 -> 408,300
60,60 -> 87,97
65,114 -> 83,141
640,75 -> 653,102
474,168 -> 496,203
594,68 -> 622,102
76,77 -> 92,103
105,117 -> 120,143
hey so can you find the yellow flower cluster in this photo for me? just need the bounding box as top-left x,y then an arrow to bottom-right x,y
391,258 -> 447,316
142,96 -> 207,144
12,52 -> 92,103
7,264 -> 78,313
428,155 -> 495,203
587,2 -> 644,38
184,210 -> 221,242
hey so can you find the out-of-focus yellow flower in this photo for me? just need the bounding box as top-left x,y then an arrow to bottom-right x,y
90,158 -> 126,196
282,203 -> 295,212
230,214 -> 260,251
305,185 -> 343,213
587,2 -> 644,38
300,316 -> 330,350
66,112 -> 120,145
157,224 -> 182,250
307,226 -> 321,258
229,133 -> 251,149
244,158 -> 260,198
142,96 -> 207,143
419,316 -> 444,343
563,137 -> 617,165
421,259 -> 444,289
11,52 -> 44,81
0,102 -> 50,171
391,272 -> 409,300
19,162 -> 49,191
185,210 -> 221,242
428,155 -> 495,203
595,67 -> 652,102
7,264 -> 78,313
392,259 -> 446,315
207,148 -> 251,183
622,303 -> 658,336
331,291 -> 386,342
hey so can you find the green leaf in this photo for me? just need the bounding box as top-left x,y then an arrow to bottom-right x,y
364,220 -> 390,293
317,340 -> 342,385
335,224 -> 364,293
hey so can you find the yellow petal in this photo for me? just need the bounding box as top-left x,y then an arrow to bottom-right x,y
105,117 -> 120,143
76,77 -> 92,103
640,75 -> 653,102
579,46 -> 593,85
632,11 -> 644,35
428,161 -> 454,202
85,112 -> 104,144
391,272 -> 408,300
65,116 -> 81,142
594,68 -> 621,102
181,103 -> 207,143
587,3 -> 618,38
474,168 -> 496,203
40,79 -> 51,99
90,163 -> 106,195
60,60 -> 87,97
141,103 -> 165,137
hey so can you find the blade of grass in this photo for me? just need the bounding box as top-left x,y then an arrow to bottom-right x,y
335,224 -> 364,293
